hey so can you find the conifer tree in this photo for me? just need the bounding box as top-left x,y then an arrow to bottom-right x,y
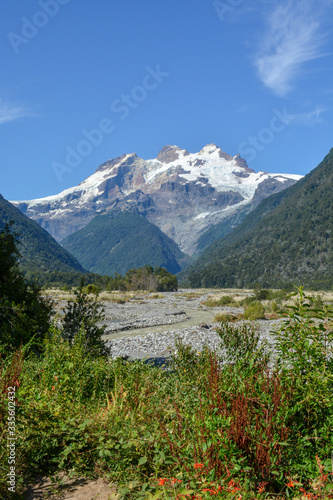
0,224 -> 53,352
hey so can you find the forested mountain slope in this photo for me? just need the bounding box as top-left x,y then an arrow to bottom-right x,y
182,148 -> 333,289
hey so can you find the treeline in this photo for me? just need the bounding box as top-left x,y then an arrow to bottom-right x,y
25,265 -> 178,292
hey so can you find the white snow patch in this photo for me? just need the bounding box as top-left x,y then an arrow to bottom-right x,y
194,212 -> 211,220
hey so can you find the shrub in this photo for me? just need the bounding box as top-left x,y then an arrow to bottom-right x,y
204,295 -> 235,307
216,320 -> 267,364
254,288 -> 272,300
243,300 -> 265,320
62,283 -> 109,357
84,283 -> 101,296
214,312 -> 239,323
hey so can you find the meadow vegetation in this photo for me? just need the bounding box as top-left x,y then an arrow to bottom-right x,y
1,227 -> 333,498
1,287 -> 333,499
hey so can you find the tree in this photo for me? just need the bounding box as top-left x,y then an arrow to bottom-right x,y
0,224 -> 53,352
62,282 -> 109,357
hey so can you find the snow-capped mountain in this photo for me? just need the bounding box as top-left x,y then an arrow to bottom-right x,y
12,144 -> 302,255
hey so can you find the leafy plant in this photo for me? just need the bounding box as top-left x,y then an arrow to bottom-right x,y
243,301 -> 265,320
215,321 -> 267,364
62,282 -> 109,357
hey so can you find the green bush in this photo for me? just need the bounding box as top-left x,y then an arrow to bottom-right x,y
243,300 -> 265,320
215,321 -> 267,364
62,283 -> 109,357
204,295 -> 235,307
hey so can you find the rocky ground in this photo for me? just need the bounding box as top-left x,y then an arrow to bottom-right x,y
101,290 -> 283,360
50,288 -> 283,362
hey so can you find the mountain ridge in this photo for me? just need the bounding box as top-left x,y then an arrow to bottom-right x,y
12,144 -> 302,255
61,211 -> 192,275
0,194 -> 86,278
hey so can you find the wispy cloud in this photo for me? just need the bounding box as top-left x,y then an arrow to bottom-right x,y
295,106 -> 328,125
254,0 -> 332,96
235,103 -> 254,113
0,99 -> 39,125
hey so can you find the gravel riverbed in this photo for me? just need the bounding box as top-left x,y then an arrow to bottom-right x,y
99,290 -> 283,361
50,289 -> 283,362
106,320 -> 282,361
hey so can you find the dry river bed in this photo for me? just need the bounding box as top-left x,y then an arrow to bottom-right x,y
50,289 -> 283,363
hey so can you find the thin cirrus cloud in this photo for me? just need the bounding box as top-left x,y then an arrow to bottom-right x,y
254,0 -> 331,96
296,106 -> 328,125
0,99 -> 39,125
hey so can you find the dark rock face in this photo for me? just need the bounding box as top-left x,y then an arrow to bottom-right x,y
157,145 -> 190,163
12,145 -> 301,255
251,177 -> 296,207
96,154 -> 130,172
219,150 -> 233,161
234,153 -> 255,173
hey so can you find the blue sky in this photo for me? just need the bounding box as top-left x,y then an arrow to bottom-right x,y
1,0 -> 333,200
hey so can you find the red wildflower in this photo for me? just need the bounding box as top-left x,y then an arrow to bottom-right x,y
15,380 -> 19,387
258,481 -> 268,494
202,488 -> 217,495
52,386 -> 55,391
194,463 -> 204,469
158,478 -> 168,486
226,479 -> 241,493
299,488 -> 315,499
171,477 -> 182,484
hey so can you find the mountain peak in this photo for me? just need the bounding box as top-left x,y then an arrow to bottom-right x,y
96,153 -> 138,172
199,143 -> 220,154
198,144 -> 234,161
156,145 -> 190,163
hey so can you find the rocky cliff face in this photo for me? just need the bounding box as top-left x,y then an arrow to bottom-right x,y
12,144 -> 302,255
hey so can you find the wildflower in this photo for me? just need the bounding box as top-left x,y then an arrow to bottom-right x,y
52,386 -> 55,391
194,463 -> 204,469
54,376 -> 58,381
226,479 -> 241,493
286,481 -> 295,488
158,478 -> 168,486
258,481 -> 268,494
14,380 -> 19,387
202,488 -> 217,495
299,488 -> 315,499
171,478 -> 182,484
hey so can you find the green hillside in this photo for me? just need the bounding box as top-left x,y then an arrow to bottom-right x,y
61,211 -> 192,275
182,148 -> 333,290
0,194 -> 85,278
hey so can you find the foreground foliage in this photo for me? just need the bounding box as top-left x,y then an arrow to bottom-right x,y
0,290 -> 333,499
0,224 -> 53,354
